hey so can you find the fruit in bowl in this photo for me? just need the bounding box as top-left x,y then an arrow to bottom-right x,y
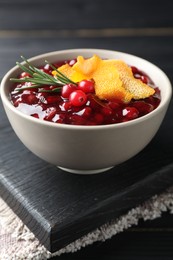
0,49 -> 172,174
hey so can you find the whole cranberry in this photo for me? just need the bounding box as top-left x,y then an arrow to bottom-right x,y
78,80 -> 95,93
61,84 -> 77,98
69,90 -> 88,106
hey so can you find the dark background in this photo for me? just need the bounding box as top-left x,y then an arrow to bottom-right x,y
0,0 -> 173,259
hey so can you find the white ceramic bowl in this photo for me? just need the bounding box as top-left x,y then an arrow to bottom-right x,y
1,49 -> 172,174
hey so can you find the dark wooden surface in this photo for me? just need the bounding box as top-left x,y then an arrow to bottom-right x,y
1,0 -> 173,259
1,114 -> 173,252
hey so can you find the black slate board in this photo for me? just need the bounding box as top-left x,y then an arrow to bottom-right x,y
0,99 -> 173,253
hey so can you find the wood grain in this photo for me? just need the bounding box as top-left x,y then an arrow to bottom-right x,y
0,0 -> 173,30
0,0 -> 173,257
0,96 -> 173,252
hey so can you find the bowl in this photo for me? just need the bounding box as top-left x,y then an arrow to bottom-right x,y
0,49 -> 172,174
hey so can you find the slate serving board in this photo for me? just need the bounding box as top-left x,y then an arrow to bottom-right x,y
0,99 -> 173,253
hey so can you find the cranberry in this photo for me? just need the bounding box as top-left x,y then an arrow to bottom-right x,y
43,64 -> 52,72
46,95 -> 61,104
80,107 -> 92,118
55,113 -> 66,124
101,107 -> 113,116
131,66 -> 139,74
133,101 -> 154,115
45,107 -> 57,121
69,90 -> 87,106
77,80 -> 95,93
108,101 -> 121,110
21,93 -> 38,104
61,101 -> 72,111
31,113 -> 39,118
94,113 -> 104,124
68,59 -> 77,66
10,59 -> 160,125
61,84 -> 77,98
20,72 -> 30,78
122,107 -> 139,120
70,114 -> 86,125
141,75 -> 148,84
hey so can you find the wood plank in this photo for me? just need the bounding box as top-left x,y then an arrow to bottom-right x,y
0,0 -> 173,30
1,33 -> 173,256
0,93 -> 173,252
52,213 -> 173,259
0,36 -> 173,84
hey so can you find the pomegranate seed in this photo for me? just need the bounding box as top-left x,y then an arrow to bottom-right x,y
69,90 -> 87,106
61,84 -> 77,98
78,80 -> 95,93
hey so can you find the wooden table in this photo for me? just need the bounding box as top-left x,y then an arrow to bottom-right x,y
1,0 -> 173,259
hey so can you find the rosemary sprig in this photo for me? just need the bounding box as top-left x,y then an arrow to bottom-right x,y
10,56 -> 77,92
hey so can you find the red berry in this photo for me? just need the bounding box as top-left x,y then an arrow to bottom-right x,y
81,107 -> 92,118
68,59 -> 77,66
31,113 -> 39,118
69,90 -> 87,106
141,75 -> 148,84
46,95 -> 61,104
94,113 -> 104,124
70,114 -> 86,125
101,107 -> 112,116
20,72 -> 30,78
45,107 -> 57,121
78,80 -> 95,93
61,84 -> 77,98
133,101 -> 154,115
56,113 -> 66,124
21,94 -> 38,104
61,101 -> 72,111
122,107 -> 139,120
108,101 -> 121,110
131,66 -> 139,74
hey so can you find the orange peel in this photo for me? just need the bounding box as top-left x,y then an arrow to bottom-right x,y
53,54 -> 155,102
108,60 -> 155,100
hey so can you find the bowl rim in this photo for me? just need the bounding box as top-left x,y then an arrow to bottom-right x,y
1,48 -> 172,130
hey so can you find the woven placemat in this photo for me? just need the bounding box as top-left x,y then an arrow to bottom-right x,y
1,186 -> 173,260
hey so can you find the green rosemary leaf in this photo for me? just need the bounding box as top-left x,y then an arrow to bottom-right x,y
16,62 -> 34,76
10,77 -> 54,85
11,57 -> 77,92
38,87 -> 61,93
45,60 -> 77,85
15,85 -> 41,91
20,56 -> 36,73
33,69 -> 64,85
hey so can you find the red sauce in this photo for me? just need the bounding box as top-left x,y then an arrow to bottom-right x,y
10,60 -> 161,126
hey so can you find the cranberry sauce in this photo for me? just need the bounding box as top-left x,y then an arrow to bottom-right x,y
10,60 -> 161,126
